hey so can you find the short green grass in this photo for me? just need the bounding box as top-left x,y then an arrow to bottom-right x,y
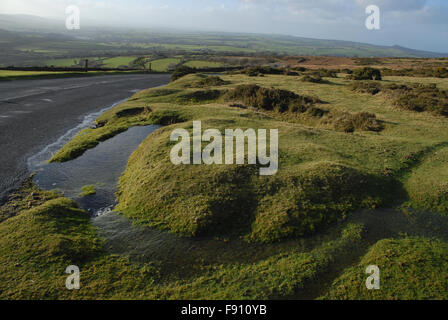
45,58 -> 79,67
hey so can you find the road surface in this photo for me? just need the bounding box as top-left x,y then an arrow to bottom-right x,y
0,74 -> 170,202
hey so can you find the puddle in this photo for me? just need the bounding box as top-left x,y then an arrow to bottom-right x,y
31,125 -> 160,215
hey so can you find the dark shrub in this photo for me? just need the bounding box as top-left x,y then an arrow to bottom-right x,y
241,66 -> 283,76
392,84 -> 448,116
301,75 -> 324,83
350,81 -> 382,95
350,67 -> 382,80
115,106 -> 151,118
382,67 -> 448,78
224,84 -> 322,114
171,65 -> 197,82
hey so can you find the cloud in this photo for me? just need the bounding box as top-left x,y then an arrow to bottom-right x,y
0,0 -> 447,52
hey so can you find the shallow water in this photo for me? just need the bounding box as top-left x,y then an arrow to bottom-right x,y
31,125 -> 160,215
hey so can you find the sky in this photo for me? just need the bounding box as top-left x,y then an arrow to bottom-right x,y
1,0 -> 447,52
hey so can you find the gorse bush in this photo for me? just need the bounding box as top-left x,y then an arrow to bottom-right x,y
350,67 -> 382,80
224,84 -> 321,113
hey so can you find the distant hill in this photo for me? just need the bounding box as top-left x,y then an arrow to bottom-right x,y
0,14 -> 64,31
0,13 -> 446,64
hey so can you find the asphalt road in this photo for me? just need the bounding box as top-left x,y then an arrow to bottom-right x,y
0,74 -> 170,203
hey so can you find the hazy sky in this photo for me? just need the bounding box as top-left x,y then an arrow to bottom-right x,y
1,0 -> 447,52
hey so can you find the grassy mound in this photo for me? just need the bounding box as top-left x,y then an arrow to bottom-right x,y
0,191 -> 164,299
0,177 -> 60,223
116,115 -> 395,242
322,237 -> 448,300
405,146 -> 448,213
248,162 -> 393,242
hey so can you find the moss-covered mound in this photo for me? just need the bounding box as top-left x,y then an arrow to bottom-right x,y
116,118 -> 395,242
248,162 -> 393,242
322,237 -> 448,300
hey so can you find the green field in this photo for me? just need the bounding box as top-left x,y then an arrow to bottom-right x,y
150,58 -> 181,72
101,56 -> 137,68
2,69 -> 448,299
0,69 -> 146,81
183,60 -> 224,68
45,58 -> 79,67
